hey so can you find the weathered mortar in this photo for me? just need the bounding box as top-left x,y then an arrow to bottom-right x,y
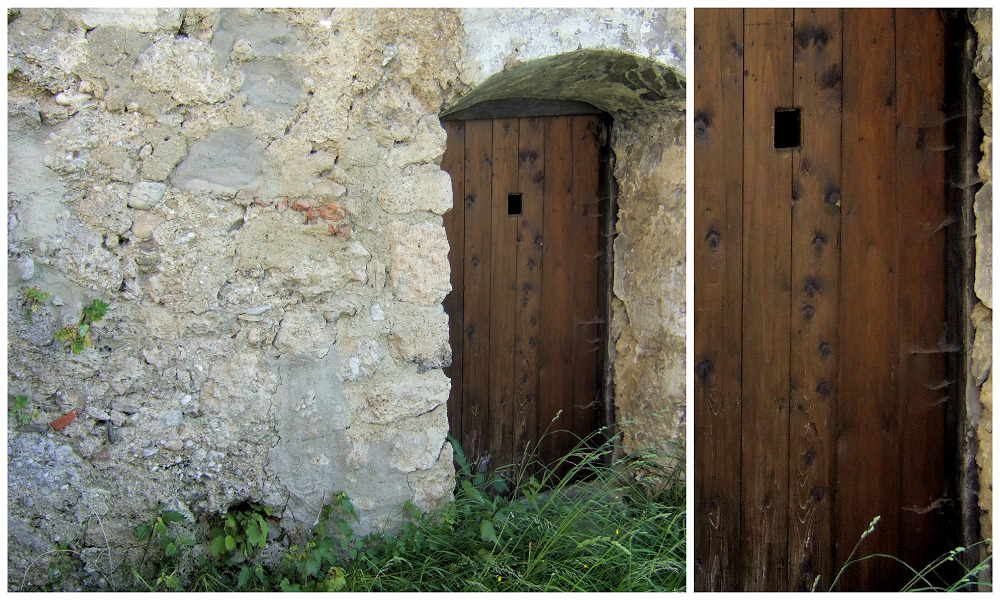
7,7 -> 686,590
969,7 -> 993,555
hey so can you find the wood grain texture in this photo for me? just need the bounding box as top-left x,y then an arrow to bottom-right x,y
836,8 -> 899,591
894,8 -> 953,578
741,8 -> 793,591
570,115 -> 601,449
441,121 -> 466,446
539,116 -> 576,477
788,7 -> 841,591
514,116 -> 546,478
462,119 -> 494,471
693,7 -> 744,592
489,118 -> 519,478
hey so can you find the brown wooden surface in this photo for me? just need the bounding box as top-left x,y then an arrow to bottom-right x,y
462,119 -> 494,471
514,116 -> 546,477
695,8 -> 956,591
441,121 -> 465,448
741,8 -> 793,592
894,8 -> 951,580
539,116 -> 577,476
489,118 -> 519,476
836,9 -> 900,590
444,114 -> 603,480
693,7 -> 744,592
788,7 -> 841,591
571,115 -> 601,448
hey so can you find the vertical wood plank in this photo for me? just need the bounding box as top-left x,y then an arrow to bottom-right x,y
894,7 -> 953,578
741,7 -> 793,591
788,7 -> 841,591
570,115 -> 601,449
539,116 -> 576,475
837,8 -> 899,591
462,119 -> 493,471
489,118 -> 519,477
514,116 -> 546,478
441,121 -> 466,446
693,7 -> 744,592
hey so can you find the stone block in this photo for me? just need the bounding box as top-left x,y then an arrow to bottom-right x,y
975,181 -> 992,309
389,405 -> 449,473
171,127 -> 263,193
378,164 -> 453,215
388,219 -> 451,304
387,302 -> 451,371
77,8 -> 182,33
357,369 -> 450,425
274,308 -> 336,359
240,58 -> 304,118
132,37 -> 231,105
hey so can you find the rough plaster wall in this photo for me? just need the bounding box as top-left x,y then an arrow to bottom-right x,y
609,107 -> 686,461
970,8 -> 993,552
7,7 -> 465,589
7,7 -> 686,590
458,8 -> 685,86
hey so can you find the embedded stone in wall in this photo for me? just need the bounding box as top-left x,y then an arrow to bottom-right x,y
234,209 -> 371,298
977,373 -> 993,551
389,405 -> 449,473
357,370 -> 450,425
210,8 -> 303,70
240,58 -> 305,118
378,164 -> 453,215
140,127 -> 188,182
77,8 -> 182,33
388,219 -> 451,304
274,308 -> 337,359
972,302 -> 993,386
126,181 -> 166,210
132,37 -> 232,106
171,127 -> 263,193
387,302 -> 451,371
975,181 -> 993,309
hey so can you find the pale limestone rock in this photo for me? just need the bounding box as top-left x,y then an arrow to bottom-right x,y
358,370 -> 450,425
407,441 -> 455,512
389,405 -> 449,472
131,212 -> 164,241
235,210 -> 370,299
171,127 -> 262,193
389,219 -> 451,304
126,181 -> 166,210
132,37 -> 231,105
77,8 -> 183,33
388,302 -> 451,371
140,131 -> 188,181
378,164 -> 453,215
274,309 -> 336,358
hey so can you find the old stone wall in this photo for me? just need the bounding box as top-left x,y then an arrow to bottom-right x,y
969,7 -> 993,554
7,7 -> 686,590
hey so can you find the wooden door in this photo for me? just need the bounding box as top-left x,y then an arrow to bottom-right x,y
441,114 -> 605,481
695,8 -> 958,591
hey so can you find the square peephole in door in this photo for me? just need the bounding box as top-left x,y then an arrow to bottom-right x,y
774,108 -> 801,149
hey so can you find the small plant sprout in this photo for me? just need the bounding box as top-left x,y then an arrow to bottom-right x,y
9,395 -> 38,425
24,287 -> 51,312
54,299 -> 109,354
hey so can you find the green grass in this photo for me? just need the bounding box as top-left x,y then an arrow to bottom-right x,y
338,433 -> 686,592
119,430 -> 686,592
821,515 -> 993,592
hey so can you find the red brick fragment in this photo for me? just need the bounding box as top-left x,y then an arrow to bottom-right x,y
50,409 -> 77,431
